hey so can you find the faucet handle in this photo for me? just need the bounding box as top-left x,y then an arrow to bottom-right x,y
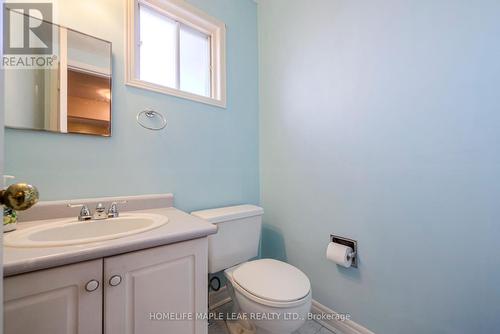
107,200 -> 127,218
68,203 -> 92,221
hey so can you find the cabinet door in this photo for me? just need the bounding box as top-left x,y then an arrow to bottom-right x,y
104,238 -> 208,334
4,259 -> 103,334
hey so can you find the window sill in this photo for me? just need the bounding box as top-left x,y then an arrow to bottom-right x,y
126,78 -> 227,108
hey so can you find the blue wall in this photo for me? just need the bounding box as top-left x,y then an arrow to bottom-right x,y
259,1 -> 500,333
4,0 -> 259,212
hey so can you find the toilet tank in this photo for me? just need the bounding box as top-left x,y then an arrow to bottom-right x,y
191,205 -> 264,274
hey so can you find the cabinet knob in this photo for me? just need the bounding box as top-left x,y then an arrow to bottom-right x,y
109,275 -> 122,287
85,280 -> 100,292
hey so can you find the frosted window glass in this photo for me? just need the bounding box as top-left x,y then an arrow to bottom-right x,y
139,5 -> 177,88
180,24 -> 211,97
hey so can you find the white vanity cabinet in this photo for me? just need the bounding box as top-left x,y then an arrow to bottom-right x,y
4,259 -> 103,334
104,238 -> 208,334
4,238 -> 208,334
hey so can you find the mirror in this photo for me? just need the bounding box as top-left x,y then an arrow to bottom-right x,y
4,13 -> 112,137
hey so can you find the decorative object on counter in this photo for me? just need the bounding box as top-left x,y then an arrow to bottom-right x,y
0,182 -> 39,211
3,175 -> 17,232
4,208 -> 18,233
136,109 -> 167,131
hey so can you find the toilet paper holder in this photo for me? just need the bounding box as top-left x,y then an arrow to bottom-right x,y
330,235 -> 358,268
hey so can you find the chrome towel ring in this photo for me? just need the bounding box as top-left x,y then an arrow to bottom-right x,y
136,109 -> 167,131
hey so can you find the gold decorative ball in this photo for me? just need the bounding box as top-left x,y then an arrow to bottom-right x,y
1,183 -> 39,211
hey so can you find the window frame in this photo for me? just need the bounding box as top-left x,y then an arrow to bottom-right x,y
126,0 -> 226,108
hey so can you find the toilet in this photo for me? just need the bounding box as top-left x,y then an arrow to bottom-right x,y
191,205 -> 311,334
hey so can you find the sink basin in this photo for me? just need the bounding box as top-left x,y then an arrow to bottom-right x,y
4,213 -> 168,248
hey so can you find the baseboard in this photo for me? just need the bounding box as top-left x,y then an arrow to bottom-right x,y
311,300 -> 375,334
209,287 -> 375,334
209,285 -> 231,311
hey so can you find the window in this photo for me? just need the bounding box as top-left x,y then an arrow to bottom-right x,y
127,0 -> 226,107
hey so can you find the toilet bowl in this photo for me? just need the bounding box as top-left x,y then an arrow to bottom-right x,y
190,205 -> 312,334
224,259 -> 312,334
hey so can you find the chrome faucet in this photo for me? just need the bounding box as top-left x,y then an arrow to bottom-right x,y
93,203 -> 107,220
68,203 -> 92,221
68,201 -> 127,221
107,201 -> 127,218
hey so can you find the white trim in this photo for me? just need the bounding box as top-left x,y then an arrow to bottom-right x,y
68,61 -> 111,77
58,27 -> 68,133
126,0 -> 226,108
174,19 -> 181,90
311,300 -> 376,334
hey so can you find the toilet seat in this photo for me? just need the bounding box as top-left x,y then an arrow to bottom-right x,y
227,259 -> 311,308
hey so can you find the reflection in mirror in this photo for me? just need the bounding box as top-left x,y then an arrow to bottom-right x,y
67,30 -> 112,136
4,12 -> 112,137
67,70 -> 111,136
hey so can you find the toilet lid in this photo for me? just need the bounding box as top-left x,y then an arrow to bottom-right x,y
232,259 -> 310,302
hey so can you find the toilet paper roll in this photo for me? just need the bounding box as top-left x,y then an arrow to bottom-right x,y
326,242 -> 353,268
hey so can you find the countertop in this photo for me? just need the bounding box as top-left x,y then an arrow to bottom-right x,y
3,207 -> 217,277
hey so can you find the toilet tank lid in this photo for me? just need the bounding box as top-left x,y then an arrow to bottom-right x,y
191,205 -> 263,224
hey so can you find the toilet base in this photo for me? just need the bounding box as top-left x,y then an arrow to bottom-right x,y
226,319 -> 256,334
226,318 -> 296,334
223,278 -> 310,334
223,263 -> 311,334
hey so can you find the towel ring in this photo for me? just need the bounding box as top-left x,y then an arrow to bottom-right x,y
136,109 -> 167,131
